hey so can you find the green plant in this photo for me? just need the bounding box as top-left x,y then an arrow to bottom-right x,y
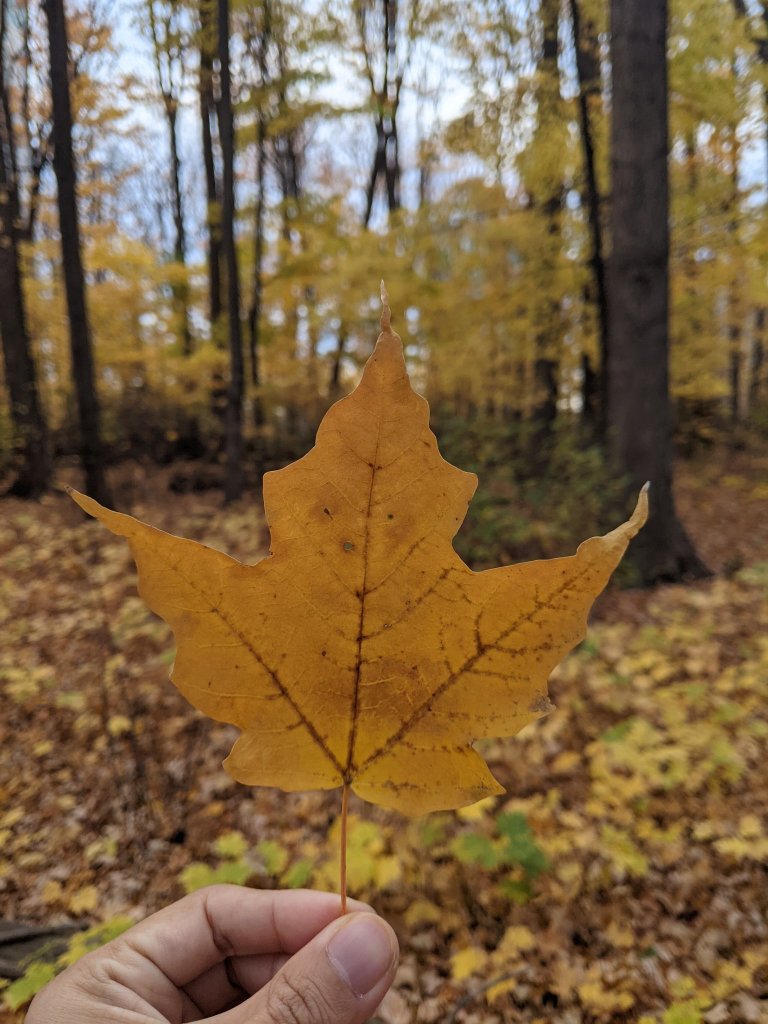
451,811 -> 550,904
2,918 -> 133,1011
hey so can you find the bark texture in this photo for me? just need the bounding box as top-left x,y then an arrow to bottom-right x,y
217,0 -> 244,503
569,0 -> 608,428
0,0 -> 50,496
607,0 -> 708,583
199,0 -> 222,332
44,0 -> 109,503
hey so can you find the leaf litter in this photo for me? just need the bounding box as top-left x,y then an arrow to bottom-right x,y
1,443 -> 767,1022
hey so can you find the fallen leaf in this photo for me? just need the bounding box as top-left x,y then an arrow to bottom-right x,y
493,925 -> 536,962
41,879 -> 63,904
70,293 -> 646,815
403,899 -> 441,928
68,885 -> 98,914
451,946 -> 489,981
107,714 -> 132,737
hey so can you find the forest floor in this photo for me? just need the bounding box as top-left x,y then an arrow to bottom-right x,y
1,447 -> 767,1023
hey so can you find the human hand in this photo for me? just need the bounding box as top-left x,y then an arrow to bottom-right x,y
25,884 -> 399,1024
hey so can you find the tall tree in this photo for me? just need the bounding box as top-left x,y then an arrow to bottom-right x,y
607,0 -> 707,583
0,0 -> 50,496
43,0 -> 110,504
246,0 -> 269,438
356,0 -> 409,227
198,0 -> 222,333
145,0 -> 192,354
568,0 -> 608,426
218,0 -> 244,502
526,0 -> 564,429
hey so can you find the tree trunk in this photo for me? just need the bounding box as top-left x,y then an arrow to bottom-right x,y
218,0 -> 244,503
329,324 -> 347,399
569,0 -> 609,431
607,0 -> 708,583
364,124 -> 387,228
147,0 -> 191,355
0,0 -> 50,497
247,0 -> 269,441
199,0 -> 222,333
43,0 -> 109,504
750,309 -> 765,410
529,0 -> 562,432
166,99 -> 192,355
359,0 -> 403,228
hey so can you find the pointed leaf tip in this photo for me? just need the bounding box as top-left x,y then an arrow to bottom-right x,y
629,485 -> 650,536
380,280 -> 391,332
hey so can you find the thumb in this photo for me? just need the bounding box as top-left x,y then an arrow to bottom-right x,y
222,911 -> 398,1024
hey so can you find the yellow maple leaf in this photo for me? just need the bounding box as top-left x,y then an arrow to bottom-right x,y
70,292 -> 646,817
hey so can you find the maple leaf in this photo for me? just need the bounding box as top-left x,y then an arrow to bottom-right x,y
70,291 -> 646,818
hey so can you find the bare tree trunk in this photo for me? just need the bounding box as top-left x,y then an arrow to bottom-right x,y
273,28 -> 301,234
0,0 -> 50,497
199,0 -> 222,333
529,0 -> 562,430
18,0 -> 51,243
43,0 -> 109,504
607,0 -> 708,583
167,101 -> 192,355
329,323 -> 347,398
751,308 -> 765,410
358,0 -> 404,228
363,125 -> 387,228
569,0 -> 608,429
218,0 -> 244,503
147,0 -> 191,355
727,121 -> 745,424
247,0 -> 269,442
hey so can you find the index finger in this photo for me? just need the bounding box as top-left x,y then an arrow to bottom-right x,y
117,885 -> 373,988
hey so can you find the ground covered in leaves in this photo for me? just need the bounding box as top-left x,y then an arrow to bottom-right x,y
1,452 -> 767,1023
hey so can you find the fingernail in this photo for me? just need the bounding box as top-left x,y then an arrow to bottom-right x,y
326,914 -> 396,996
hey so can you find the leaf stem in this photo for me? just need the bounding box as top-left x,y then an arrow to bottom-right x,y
340,781 -> 349,915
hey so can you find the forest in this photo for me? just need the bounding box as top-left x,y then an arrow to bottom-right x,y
1,0 -> 768,1022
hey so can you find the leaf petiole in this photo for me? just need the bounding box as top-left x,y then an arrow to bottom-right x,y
340,782 -> 349,915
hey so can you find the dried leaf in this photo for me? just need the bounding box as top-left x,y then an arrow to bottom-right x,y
70,297 -> 646,815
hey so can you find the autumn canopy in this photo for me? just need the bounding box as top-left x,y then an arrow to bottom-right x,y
70,296 -> 647,816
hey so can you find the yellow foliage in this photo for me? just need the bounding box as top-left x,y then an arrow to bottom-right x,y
551,750 -> 581,774
403,899 -> 442,929
578,969 -> 635,1013
485,976 -> 517,1003
605,921 -> 635,950
68,886 -> 99,914
450,946 -> 488,982
599,826 -> 649,877
107,715 -> 132,737
494,925 -> 536,959
41,880 -> 63,905
738,814 -> 763,839
457,796 -> 497,822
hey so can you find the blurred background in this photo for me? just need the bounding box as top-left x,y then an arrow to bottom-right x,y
1,1 -> 768,1022
1,0 -> 767,574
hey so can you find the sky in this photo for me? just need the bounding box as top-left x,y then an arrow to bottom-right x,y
98,0 -> 768,253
